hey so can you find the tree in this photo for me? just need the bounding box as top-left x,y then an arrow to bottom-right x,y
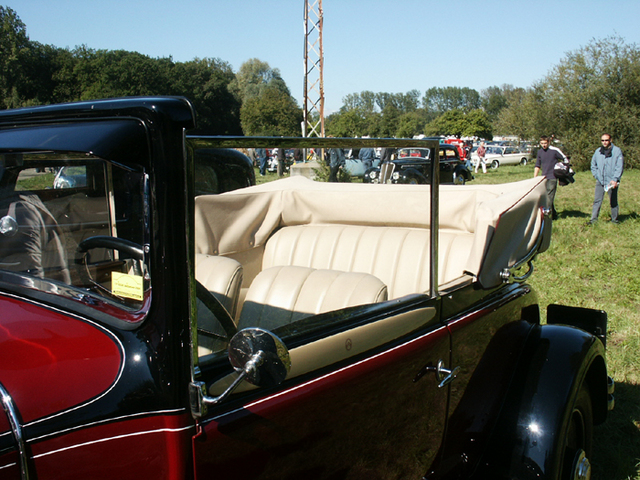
497,36 -> 640,169
422,87 -> 481,114
325,109 -> 371,137
494,86 -> 543,141
0,6 -> 30,107
240,85 -> 303,136
424,109 -> 492,139
375,90 -> 421,114
74,49 -> 171,100
341,91 -> 378,115
480,85 -> 525,122
395,111 -> 429,138
169,57 -> 242,134
231,58 -> 290,102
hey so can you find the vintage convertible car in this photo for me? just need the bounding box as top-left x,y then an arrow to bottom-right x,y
364,144 -> 474,185
0,97 -> 613,480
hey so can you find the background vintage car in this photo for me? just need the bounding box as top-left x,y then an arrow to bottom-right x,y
470,145 -> 532,169
191,147 -> 256,195
0,97 -> 612,480
364,144 -> 474,184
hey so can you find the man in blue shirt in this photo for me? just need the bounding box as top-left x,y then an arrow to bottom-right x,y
589,133 -> 624,224
534,136 -> 564,220
358,146 -> 376,170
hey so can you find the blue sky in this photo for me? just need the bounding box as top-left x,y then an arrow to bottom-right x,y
11,0 -> 640,113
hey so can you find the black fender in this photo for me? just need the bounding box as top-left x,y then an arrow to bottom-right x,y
472,323 -> 608,479
362,166 -> 379,183
453,164 -> 473,180
398,168 -> 426,184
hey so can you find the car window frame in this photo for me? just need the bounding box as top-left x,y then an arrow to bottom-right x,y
187,136 -> 443,406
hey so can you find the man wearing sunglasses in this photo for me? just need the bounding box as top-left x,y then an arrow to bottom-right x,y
588,133 -> 624,224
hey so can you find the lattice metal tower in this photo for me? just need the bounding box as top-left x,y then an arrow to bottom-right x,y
303,0 -> 324,137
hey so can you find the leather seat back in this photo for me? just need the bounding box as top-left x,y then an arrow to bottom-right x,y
195,254 -> 243,319
238,265 -> 387,331
262,225 -> 474,299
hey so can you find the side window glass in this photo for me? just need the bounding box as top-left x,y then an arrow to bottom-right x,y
0,154 -> 150,320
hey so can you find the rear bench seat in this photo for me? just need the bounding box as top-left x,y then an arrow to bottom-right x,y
194,177 -> 550,336
262,224 -> 474,299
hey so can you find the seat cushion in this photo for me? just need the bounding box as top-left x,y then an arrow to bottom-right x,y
238,265 -> 387,331
195,254 -> 243,319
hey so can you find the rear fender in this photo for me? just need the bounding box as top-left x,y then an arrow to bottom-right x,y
399,168 -> 426,184
453,164 -> 472,180
474,323 -> 608,479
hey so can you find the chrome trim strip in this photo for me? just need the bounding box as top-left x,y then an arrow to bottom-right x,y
31,425 -> 194,460
27,408 -> 187,444
0,381 -> 30,480
209,322 -> 450,423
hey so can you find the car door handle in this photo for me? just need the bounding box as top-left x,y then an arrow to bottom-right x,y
435,360 -> 460,388
413,359 -> 460,388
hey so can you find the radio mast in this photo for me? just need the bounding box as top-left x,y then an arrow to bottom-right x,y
303,0 -> 324,137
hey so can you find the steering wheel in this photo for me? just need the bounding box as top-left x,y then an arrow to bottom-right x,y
75,236 -> 145,291
77,236 -> 144,261
196,280 -> 238,341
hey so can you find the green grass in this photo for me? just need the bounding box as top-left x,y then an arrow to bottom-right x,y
256,164 -> 640,478
476,165 -> 640,479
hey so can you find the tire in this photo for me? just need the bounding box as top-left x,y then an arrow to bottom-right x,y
453,174 -> 466,185
558,383 -> 594,480
407,176 -> 420,185
490,160 -> 499,169
520,157 -> 528,166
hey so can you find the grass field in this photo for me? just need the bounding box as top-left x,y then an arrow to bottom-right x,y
482,166 -> 640,480
258,163 -> 640,478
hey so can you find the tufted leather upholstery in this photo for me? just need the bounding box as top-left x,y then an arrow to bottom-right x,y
195,253 -> 243,319
237,265 -> 388,330
262,225 -> 474,299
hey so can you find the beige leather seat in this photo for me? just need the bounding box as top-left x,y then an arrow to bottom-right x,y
237,265 -> 388,331
195,254 -> 243,319
262,224 -> 474,299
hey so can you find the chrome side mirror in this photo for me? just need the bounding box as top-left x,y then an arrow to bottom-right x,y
190,328 -> 291,417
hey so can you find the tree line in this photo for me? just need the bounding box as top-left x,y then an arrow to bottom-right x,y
325,36 -> 640,171
0,6 -> 302,136
2,6 -> 639,170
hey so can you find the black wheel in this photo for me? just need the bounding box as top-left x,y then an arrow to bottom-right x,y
407,176 -> 420,185
559,383 -> 594,480
453,174 -> 466,185
520,157 -> 528,166
490,159 -> 500,169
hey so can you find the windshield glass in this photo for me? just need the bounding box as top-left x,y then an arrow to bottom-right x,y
0,152 -> 150,321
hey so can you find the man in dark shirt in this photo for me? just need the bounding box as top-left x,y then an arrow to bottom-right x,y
534,136 -> 564,220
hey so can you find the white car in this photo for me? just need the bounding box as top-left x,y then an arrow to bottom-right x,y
471,145 -> 531,169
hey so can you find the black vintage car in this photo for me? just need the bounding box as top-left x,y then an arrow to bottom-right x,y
0,97 -> 613,480
364,144 -> 474,185
191,147 -> 256,195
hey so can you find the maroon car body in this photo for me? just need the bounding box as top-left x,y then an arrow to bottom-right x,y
0,97 -> 612,480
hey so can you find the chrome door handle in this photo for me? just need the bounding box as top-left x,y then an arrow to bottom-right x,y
413,359 -> 460,387
435,359 -> 459,388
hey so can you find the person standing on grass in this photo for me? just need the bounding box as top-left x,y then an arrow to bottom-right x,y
328,146 -> 345,182
256,148 -> 268,176
534,135 -> 564,220
475,142 -> 487,173
588,133 -> 624,224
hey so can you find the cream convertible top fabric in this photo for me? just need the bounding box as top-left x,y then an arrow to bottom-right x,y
194,176 -> 550,290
